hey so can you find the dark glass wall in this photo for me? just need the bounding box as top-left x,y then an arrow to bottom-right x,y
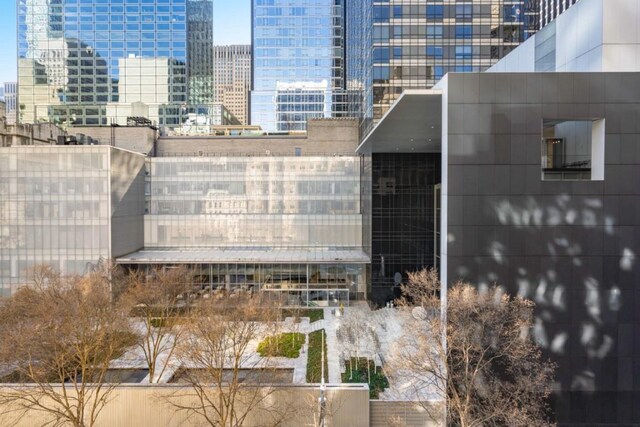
370,153 -> 440,304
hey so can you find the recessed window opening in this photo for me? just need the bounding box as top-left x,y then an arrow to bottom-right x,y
541,118 -> 605,181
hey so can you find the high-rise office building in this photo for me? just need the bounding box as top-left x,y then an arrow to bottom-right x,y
523,0 -> 541,39
346,0 -> 536,138
213,45 -> 251,125
3,83 -> 17,125
540,0 -> 579,28
17,0 -> 213,128
346,0 -> 538,301
251,0 -> 347,132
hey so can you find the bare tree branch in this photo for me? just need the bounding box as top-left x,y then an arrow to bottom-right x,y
0,265 -> 136,427
390,269 -> 556,427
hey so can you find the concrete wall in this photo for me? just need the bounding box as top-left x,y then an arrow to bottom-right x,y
442,72 -> 640,424
0,384 -> 370,427
0,121 -> 66,147
72,126 -> 157,155
155,119 -> 360,157
110,148 -> 146,258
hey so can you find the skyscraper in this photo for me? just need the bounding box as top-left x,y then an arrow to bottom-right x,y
251,0 -> 347,132
540,0 -> 579,28
213,45 -> 251,125
346,0 -> 535,138
3,83 -> 17,125
17,0 -> 213,128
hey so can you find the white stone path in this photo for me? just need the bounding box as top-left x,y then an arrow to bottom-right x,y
111,304 -> 442,402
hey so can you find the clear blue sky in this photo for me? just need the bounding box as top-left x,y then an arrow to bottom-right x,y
0,0 -> 251,84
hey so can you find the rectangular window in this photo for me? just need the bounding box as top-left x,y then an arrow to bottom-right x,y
427,5 -> 444,19
541,119 -> 605,181
426,46 -> 443,59
427,25 -> 443,39
455,46 -> 472,59
455,25 -> 472,39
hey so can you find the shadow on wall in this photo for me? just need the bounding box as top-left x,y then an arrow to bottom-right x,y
449,193 -> 636,398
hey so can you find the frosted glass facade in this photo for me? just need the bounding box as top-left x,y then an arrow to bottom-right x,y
0,146 -> 145,295
144,156 -> 363,248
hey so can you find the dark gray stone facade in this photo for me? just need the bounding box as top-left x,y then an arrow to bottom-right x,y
442,72 -> 640,425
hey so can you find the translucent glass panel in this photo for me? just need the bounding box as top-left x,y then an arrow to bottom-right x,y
145,156 -> 364,249
145,215 -> 363,248
0,146 -> 111,295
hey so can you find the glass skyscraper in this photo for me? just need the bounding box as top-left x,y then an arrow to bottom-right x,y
17,0 -> 213,128
346,0 -> 537,137
540,0 -> 579,28
251,0 -> 347,132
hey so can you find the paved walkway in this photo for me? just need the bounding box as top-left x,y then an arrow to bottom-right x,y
322,307 -> 342,383
111,305 -> 444,401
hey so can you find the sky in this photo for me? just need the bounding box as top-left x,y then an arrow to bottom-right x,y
0,0 -> 251,85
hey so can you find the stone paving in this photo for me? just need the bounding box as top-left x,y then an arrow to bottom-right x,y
110,305 -> 442,401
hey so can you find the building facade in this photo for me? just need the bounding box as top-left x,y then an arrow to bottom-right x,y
0,145 -> 145,296
0,119 -> 369,304
540,0 -> 579,28
213,45 -> 251,125
251,0 -> 348,132
3,83 -> 17,125
346,0 -> 538,138
17,0 -> 213,129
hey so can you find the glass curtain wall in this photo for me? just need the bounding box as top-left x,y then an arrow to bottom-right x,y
125,262 -> 367,306
370,153 -> 441,304
347,0 -> 531,137
0,146 -> 111,295
17,0 -> 213,128
251,0 -> 348,131
345,0 -> 373,138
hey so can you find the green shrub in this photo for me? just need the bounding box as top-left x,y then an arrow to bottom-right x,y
257,333 -> 305,358
306,329 -> 329,383
341,358 -> 389,399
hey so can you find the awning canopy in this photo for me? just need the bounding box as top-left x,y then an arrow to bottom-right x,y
357,89 -> 443,154
116,248 -> 371,264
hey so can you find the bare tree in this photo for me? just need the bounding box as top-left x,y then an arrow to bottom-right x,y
0,266 -> 136,427
168,293 -> 291,427
390,268 -> 556,427
337,309 -> 380,381
122,266 -> 193,383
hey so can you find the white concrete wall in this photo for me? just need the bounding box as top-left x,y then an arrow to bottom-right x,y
489,0 -> 640,73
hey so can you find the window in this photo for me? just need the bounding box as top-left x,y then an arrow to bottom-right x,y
426,46 -> 443,59
455,46 -> 472,59
427,25 -> 443,39
541,119 -> 605,181
427,5 -> 443,19
373,47 -> 390,63
455,25 -> 472,39
456,4 -> 472,21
